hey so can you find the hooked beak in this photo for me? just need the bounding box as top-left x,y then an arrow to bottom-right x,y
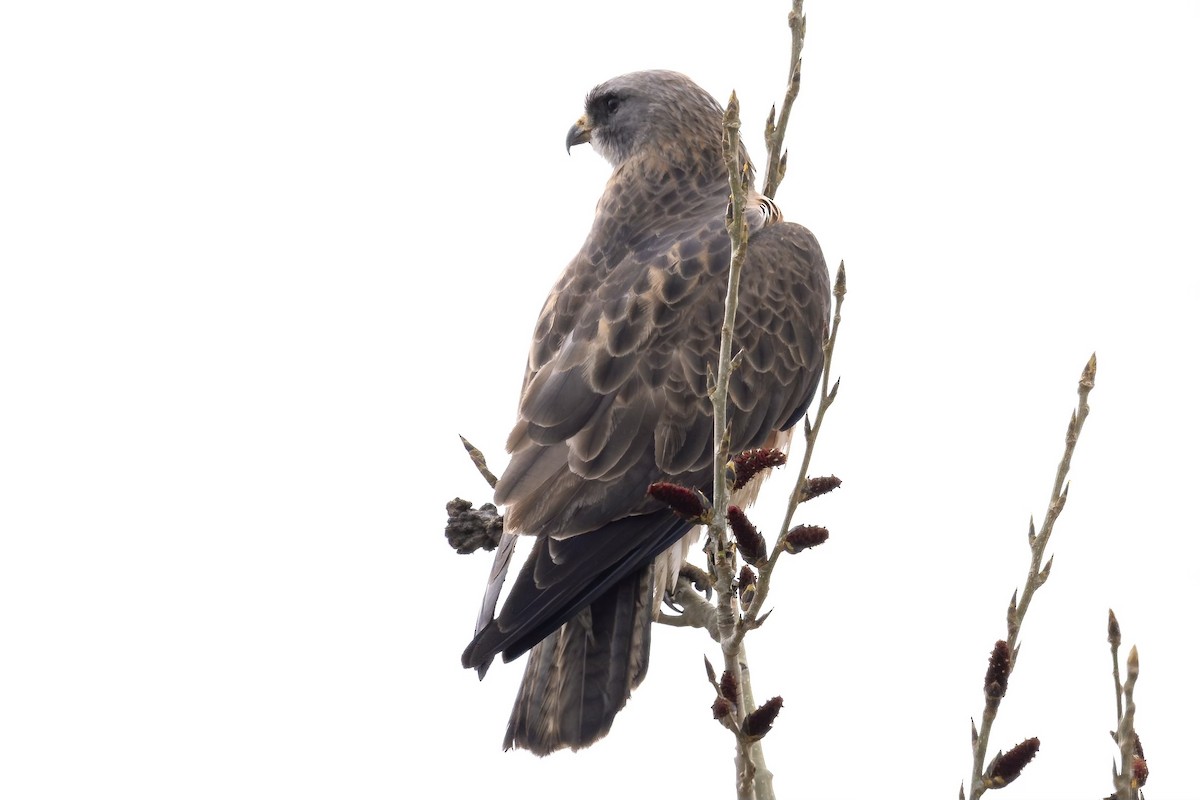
566,115 -> 592,152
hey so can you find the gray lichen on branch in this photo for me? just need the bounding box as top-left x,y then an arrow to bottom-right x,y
445,498 -> 504,554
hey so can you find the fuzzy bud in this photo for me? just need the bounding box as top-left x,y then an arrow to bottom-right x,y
985,737 -> 1040,788
783,524 -> 829,553
728,505 -> 768,566
738,564 -> 757,611
804,475 -> 842,499
719,670 -> 738,702
647,482 -> 711,522
741,696 -> 784,741
985,640 -> 1011,709
1132,755 -> 1149,787
728,448 -> 787,490
711,696 -> 735,719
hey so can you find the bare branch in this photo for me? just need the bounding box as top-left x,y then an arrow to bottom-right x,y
967,355 -> 1098,800
712,87 -> 756,800
459,434 -> 499,489
1113,646 -> 1141,800
763,0 -> 807,199
1108,609 -> 1124,727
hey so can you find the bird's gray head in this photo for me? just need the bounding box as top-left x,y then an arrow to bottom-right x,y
566,70 -> 729,168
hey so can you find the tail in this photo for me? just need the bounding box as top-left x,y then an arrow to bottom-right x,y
504,565 -> 654,755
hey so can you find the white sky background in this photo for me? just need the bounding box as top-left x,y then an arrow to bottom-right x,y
2,1 -> 1198,797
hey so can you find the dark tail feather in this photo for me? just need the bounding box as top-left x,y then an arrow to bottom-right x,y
504,565 -> 654,755
472,532 -> 519,678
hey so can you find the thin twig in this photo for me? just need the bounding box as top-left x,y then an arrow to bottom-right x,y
459,434 -> 498,489
737,264 -> 842,800
728,262 -> 844,638
967,354 -> 1098,800
1114,646 -> 1140,800
762,0 -> 806,200
1108,609 -> 1124,728
777,263 -> 844,539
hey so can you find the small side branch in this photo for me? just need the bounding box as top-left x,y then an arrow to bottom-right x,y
1108,609 -> 1124,727
762,0 -> 807,199
1109,612 -> 1148,800
967,354 -> 1098,800
1113,646 -> 1142,800
772,263 -> 845,550
460,434 -> 498,489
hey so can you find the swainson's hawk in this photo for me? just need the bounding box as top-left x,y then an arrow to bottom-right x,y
462,70 -> 830,755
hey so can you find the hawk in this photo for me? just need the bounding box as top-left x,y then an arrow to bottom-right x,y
462,70 -> 830,755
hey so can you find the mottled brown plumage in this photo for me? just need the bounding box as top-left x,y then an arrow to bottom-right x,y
462,70 -> 830,755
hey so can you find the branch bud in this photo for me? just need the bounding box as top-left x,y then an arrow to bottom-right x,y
738,564 -> 757,611
984,737 -> 1040,788
783,524 -> 828,553
741,696 -> 784,741
984,640 -> 1010,709
728,447 -> 788,490
1132,755 -> 1149,788
728,505 -> 768,566
1081,352 -> 1098,389
711,696 -> 735,719
1036,554 -> 1054,586
804,475 -> 842,500
1006,590 -> 1019,639
647,482 -> 712,522
719,670 -> 739,702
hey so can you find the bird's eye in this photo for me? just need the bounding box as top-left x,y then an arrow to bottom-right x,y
605,96 -> 621,114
